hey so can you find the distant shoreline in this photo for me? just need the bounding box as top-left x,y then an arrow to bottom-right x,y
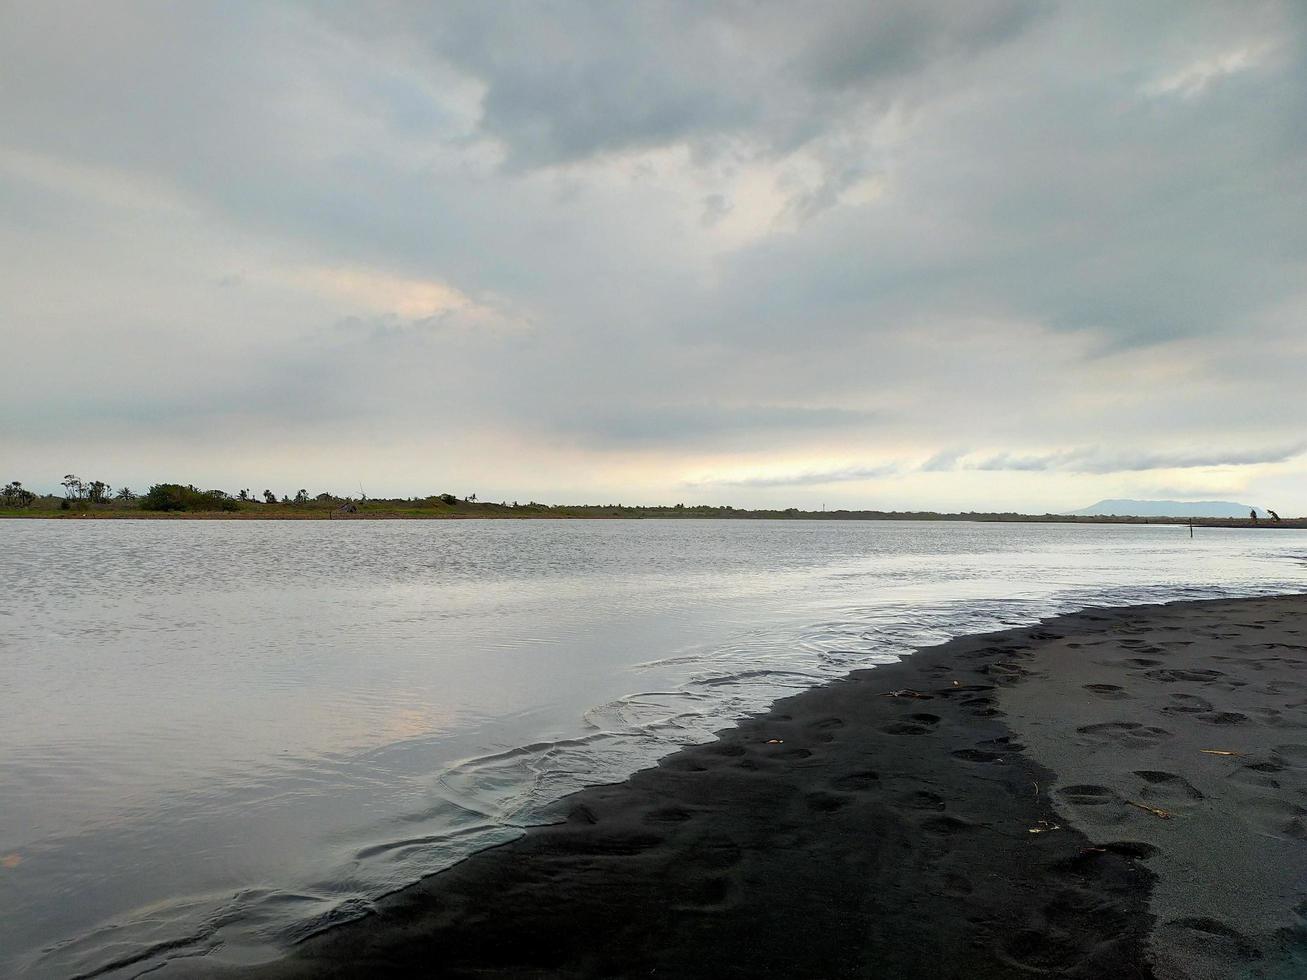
3,508 -> 1305,528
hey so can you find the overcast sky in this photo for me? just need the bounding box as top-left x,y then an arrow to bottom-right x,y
2,1 -> 1305,510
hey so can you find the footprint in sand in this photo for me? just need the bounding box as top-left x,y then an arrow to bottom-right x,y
1076,721 -> 1173,748
1056,784 -> 1120,806
881,709 -> 943,735
1105,657 -> 1165,670
1083,683 -> 1131,700
1228,758 -> 1286,791
1247,706 -> 1295,727
1241,759 -> 1285,774
1281,815 -> 1307,840
961,695 -> 1004,718
1028,630 -> 1064,641
978,735 -> 1024,750
919,814 -> 978,836
830,769 -> 880,792
1163,693 -> 1213,715
899,789 -> 946,810
662,757 -> 709,773
1198,710 -> 1248,726
1273,744 -> 1307,767
672,874 -> 734,912
1133,770 -> 1204,810
882,722 -> 933,736
805,790 -> 851,813
689,835 -> 742,871
984,662 -> 1031,685
1263,679 -> 1307,695
1145,667 -> 1227,684
807,717 -> 844,743
951,748 -> 1004,763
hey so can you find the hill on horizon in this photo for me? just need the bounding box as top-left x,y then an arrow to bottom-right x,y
1068,499 -> 1266,518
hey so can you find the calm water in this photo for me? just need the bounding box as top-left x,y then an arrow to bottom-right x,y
2,519 -> 1305,976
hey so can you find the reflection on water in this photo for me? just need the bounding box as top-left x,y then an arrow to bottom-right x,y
1,519 -> 1305,976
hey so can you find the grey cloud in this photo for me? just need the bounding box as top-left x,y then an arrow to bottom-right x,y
967,444 -> 1307,474
692,463 -> 900,489
969,452 -> 1073,472
690,4 -> 1307,350
558,405 -> 880,448
793,1 -> 1043,91
919,448 -> 968,472
337,1 -> 1044,170
700,193 -> 733,228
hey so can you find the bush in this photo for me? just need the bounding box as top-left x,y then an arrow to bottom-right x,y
439,493 -> 458,505
140,484 -> 240,512
1,481 -> 36,508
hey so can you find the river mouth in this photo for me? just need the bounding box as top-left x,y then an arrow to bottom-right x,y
3,519 -> 1305,977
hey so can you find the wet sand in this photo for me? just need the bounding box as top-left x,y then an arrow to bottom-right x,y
221,595 -> 1307,979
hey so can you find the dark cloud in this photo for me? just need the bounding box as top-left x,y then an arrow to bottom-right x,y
793,1 -> 1043,91
354,1 -> 1044,170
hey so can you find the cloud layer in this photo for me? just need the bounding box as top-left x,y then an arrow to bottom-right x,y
2,1 -> 1305,509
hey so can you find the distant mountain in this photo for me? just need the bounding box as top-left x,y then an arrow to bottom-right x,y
1068,499 -> 1266,518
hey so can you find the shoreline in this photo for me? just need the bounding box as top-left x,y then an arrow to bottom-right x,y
4,511 -> 1305,529
198,594 -> 1307,979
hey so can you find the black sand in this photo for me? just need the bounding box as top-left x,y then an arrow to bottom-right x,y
216,595 -> 1307,979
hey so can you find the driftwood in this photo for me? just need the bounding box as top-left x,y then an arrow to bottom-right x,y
1126,800 -> 1172,819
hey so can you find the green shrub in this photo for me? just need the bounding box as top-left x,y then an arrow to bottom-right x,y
1,481 -> 36,507
140,484 -> 240,512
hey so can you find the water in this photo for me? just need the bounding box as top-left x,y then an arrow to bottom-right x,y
2,519 -> 1305,977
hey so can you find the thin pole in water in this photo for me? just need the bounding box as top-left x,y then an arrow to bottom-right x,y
1189,520 -> 1194,538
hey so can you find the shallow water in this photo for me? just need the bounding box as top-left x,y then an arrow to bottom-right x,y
1,518 -> 1305,976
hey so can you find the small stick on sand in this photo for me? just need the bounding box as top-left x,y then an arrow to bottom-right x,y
1126,800 -> 1172,819
1199,749 -> 1241,756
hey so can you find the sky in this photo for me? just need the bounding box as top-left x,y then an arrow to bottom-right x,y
2,1 -> 1305,512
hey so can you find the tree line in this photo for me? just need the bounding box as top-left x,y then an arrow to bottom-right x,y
1,475 -> 360,512
0,475 -> 485,513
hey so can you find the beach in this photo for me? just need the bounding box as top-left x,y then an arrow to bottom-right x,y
222,594 -> 1307,979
